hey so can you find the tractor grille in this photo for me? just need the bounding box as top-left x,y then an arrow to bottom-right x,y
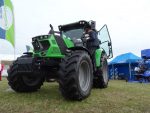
40,40 -> 50,51
32,41 -> 40,51
32,40 -> 50,52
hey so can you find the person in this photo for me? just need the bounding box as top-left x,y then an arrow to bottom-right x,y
82,22 -> 100,70
83,22 -> 100,58
0,64 -> 4,81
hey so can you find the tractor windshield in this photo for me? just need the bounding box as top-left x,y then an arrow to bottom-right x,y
63,28 -> 84,39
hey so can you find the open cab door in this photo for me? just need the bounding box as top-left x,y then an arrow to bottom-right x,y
98,25 -> 113,59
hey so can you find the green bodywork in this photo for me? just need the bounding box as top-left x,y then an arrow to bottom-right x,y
95,48 -> 104,67
33,35 -> 63,58
62,35 -> 74,48
33,34 -> 103,67
33,34 -> 74,58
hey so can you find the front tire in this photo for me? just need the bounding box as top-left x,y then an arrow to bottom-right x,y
58,50 -> 93,100
7,57 -> 44,92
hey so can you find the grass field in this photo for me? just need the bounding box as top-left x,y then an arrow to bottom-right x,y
0,78 -> 150,113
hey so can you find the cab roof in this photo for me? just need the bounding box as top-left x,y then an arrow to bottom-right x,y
58,20 -> 89,32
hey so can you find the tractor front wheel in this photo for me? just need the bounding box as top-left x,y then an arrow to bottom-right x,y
58,50 -> 93,100
7,58 -> 44,92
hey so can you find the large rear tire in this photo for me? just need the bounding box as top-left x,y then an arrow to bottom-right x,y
7,57 -> 44,92
93,54 -> 109,88
58,50 -> 93,100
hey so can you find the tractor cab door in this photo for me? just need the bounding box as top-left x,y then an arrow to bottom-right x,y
98,25 -> 113,59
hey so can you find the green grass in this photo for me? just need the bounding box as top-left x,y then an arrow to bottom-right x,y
0,78 -> 150,113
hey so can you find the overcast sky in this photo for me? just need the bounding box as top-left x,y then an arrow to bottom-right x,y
0,0 -> 150,60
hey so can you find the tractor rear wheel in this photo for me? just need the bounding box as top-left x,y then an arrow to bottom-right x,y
7,57 -> 44,92
93,54 -> 109,88
58,50 -> 93,100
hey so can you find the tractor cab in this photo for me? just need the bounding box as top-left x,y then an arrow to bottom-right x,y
58,20 -> 89,47
59,20 -> 113,59
58,20 -> 96,40
59,20 -> 88,39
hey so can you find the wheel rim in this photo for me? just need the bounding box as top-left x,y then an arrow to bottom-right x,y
22,74 -> 41,86
79,61 -> 91,92
102,59 -> 108,83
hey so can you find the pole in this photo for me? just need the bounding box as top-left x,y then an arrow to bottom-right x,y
129,62 -> 132,81
112,64 -> 115,79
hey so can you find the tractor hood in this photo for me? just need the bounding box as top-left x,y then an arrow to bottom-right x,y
32,34 -> 74,58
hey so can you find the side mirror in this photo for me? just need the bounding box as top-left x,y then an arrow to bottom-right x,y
108,42 -> 111,46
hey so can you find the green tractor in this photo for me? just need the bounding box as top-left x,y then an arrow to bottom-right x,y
7,20 -> 113,100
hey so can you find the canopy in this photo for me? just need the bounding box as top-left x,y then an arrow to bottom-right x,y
109,52 -> 141,64
141,49 -> 150,59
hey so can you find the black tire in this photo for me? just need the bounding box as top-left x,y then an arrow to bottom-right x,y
58,50 -> 93,100
7,57 -> 44,92
93,54 -> 109,88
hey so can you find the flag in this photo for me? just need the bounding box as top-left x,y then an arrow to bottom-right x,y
0,0 -> 15,47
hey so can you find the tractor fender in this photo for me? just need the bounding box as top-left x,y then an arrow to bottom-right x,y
95,48 -> 106,67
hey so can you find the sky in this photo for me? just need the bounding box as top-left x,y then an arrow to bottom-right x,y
0,0 -> 150,60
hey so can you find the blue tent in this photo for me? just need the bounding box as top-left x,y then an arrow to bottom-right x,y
109,52 -> 141,64
109,52 -> 141,80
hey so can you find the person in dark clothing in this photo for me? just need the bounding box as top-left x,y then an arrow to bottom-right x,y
83,23 -> 100,69
83,23 -> 100,56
